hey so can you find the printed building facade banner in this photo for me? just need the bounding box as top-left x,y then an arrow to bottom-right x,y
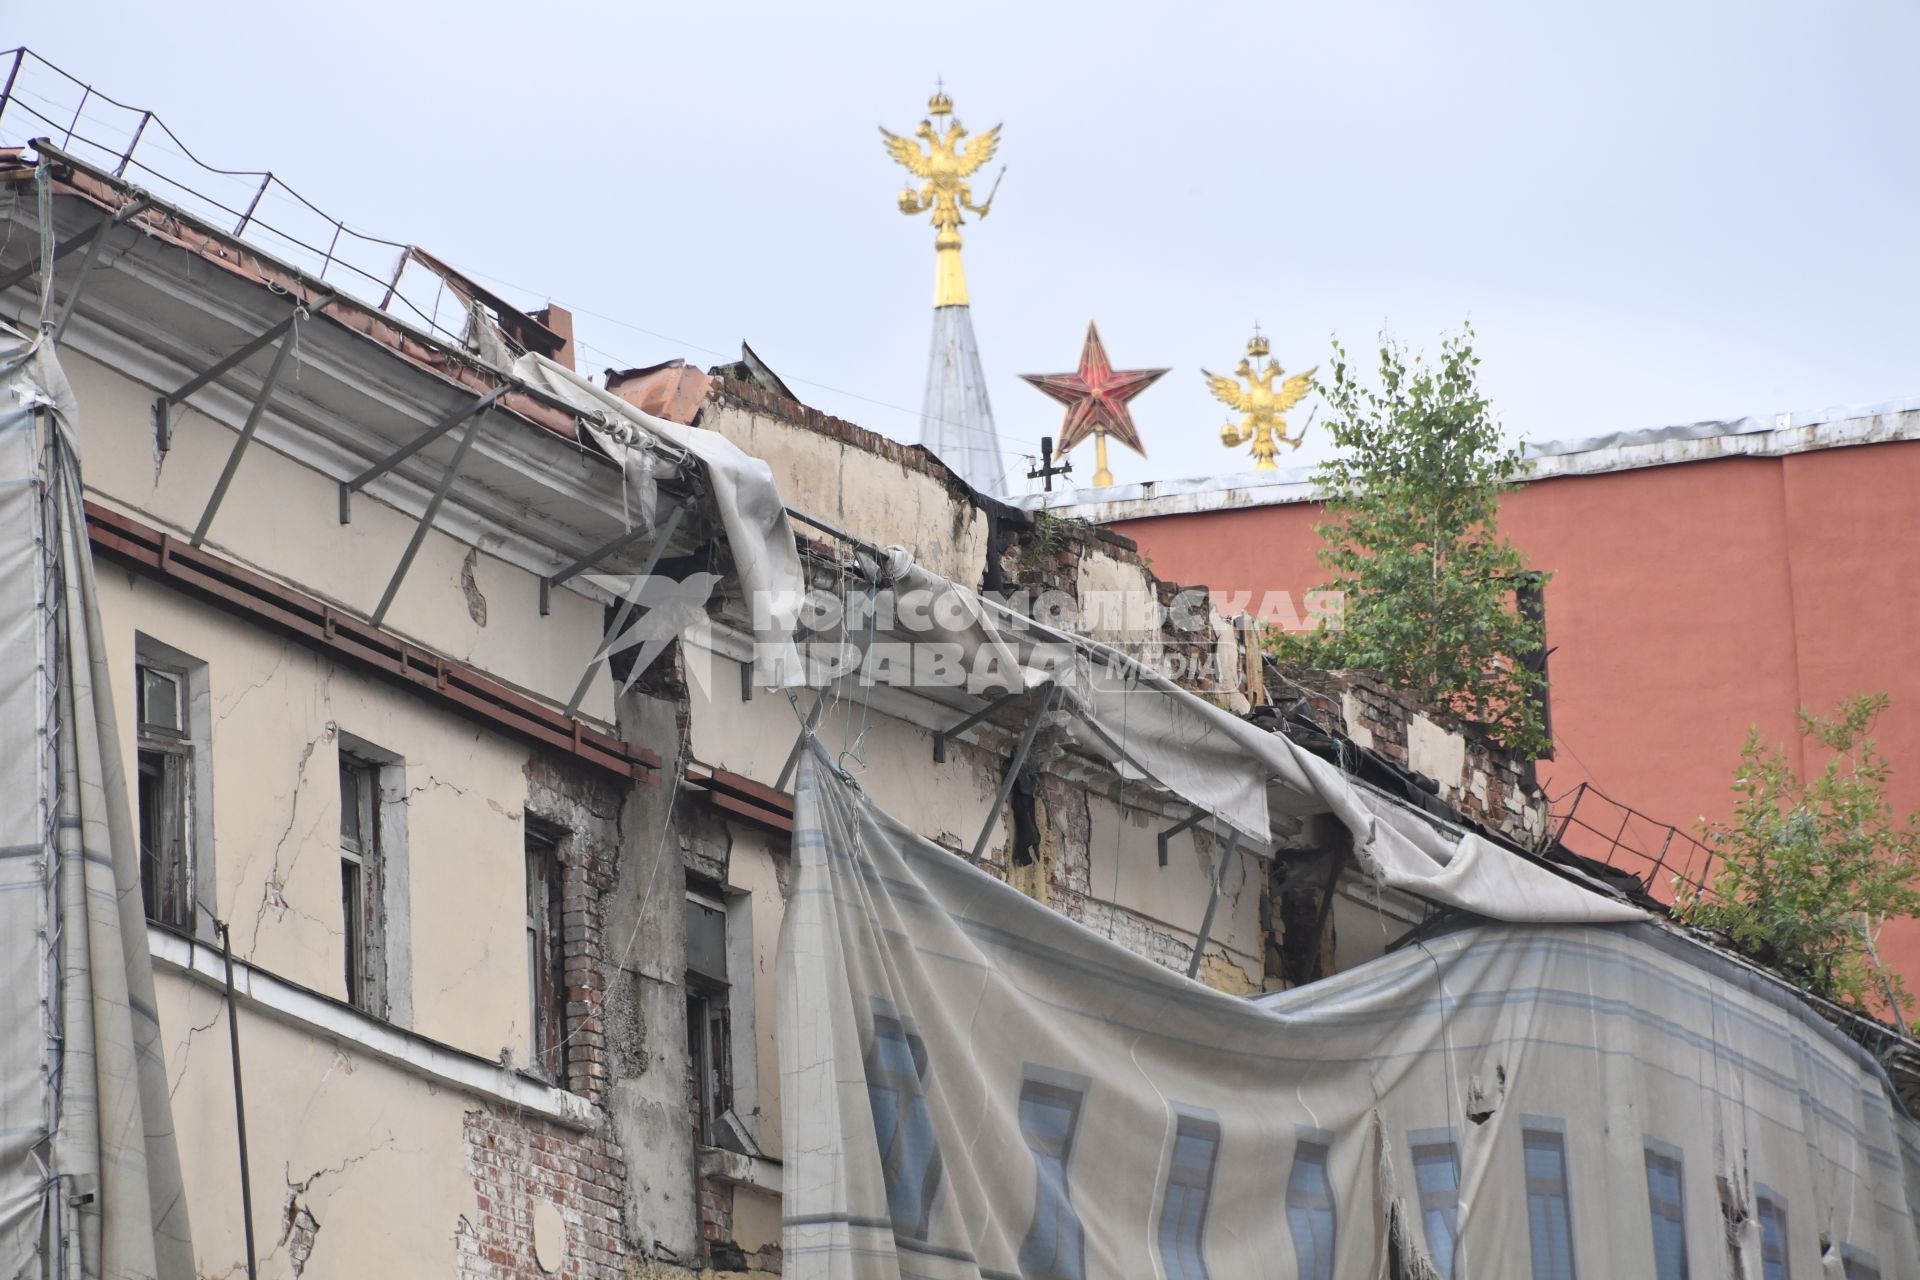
779,752 -> 1920,1280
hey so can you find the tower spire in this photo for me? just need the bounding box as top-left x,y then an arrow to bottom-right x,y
881,88 -> 1010,493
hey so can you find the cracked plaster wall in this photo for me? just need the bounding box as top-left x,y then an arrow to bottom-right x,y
97,569 -> 538,1062
695,392 -> 990,588
153,971 -> 480,1278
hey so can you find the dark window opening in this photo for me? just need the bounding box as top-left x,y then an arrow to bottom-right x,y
864,1012 -> 941,1241
338,755 -> 385,1016
525,824 -> 567,1081
1017,1079 -> 1086,1280
686,896 -> 733,1146
1158,1115 -> 1218,1280
135,661 -> 193,930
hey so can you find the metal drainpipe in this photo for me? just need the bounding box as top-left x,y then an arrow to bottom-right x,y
218,923 -> 259,1280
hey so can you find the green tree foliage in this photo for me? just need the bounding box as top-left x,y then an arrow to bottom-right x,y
1677,693 -> 1920,1013
1278,328 -> 1550,757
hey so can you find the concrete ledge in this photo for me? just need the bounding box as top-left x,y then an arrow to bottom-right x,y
149,925 -> 599,1130
697,1144 -> 783,1194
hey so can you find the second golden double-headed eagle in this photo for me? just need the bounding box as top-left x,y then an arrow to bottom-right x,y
1206,339 -> 1318,471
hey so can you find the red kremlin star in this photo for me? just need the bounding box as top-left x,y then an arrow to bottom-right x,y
1019,322 -> 1168,457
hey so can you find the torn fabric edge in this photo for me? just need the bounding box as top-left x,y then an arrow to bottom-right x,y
512,352 -> 806,687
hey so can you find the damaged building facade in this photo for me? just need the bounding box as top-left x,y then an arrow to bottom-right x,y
0,141 -> 1467,1277
4,59 -> 1919,1280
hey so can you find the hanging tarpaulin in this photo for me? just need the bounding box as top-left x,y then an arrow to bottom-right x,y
779,749 -> 1920,1280
0,326 -> 194,1278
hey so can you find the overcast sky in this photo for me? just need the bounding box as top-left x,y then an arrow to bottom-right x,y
11,1 -> 1920,493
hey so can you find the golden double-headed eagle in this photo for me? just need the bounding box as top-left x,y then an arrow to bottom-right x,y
880,90 -> 1001,233
1206,330 -> 1316,470
880,89 -> 1003,307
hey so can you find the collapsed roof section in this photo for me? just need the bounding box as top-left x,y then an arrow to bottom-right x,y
3,122 -> 1631,936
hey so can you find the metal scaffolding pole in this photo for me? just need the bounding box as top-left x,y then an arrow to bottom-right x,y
368,413 -> 487,628
541,514 -> 673,617
152,301 -> 317,452
931,688 -> 1030,764
337,384 -> 508,524
1186,830 -> 1244,980
50,196 -> 151,343
190,316 -> 301,547
969,685 -> 1056,864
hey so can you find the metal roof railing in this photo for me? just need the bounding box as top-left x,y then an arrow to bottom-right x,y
0,46 -> 480,350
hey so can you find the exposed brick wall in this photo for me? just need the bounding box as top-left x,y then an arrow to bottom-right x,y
525,756 -> 624,1104
1274,664 -> 1547,847
457,1108 -> 626,1279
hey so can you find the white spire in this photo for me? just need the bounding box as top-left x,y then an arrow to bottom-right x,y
920,304 -> 1006,494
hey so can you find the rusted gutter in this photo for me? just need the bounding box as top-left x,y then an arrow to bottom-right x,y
86,501 -> 659,782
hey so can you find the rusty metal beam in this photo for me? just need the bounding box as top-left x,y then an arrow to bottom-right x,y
85,501 -> 657,780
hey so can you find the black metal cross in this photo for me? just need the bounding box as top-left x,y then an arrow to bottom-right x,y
1027,435 -> 1073,492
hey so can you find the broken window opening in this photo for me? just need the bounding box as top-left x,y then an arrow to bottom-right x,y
687,892 -> 733,1146
1756,1187 -> 1789,1280
337,752 -> 387,1017
1522,1123 -> 1577,1280
1016,1076 -> 1087,1280
864,1007 -> 941,1242
136,658 -> 194,930
1158,1113 -> 1219,1280
1286,1136 -> 1337,1280
1410,1135 -> 1461,1280
1642,1142 -> 1689,1280
525,822 -> 567,1081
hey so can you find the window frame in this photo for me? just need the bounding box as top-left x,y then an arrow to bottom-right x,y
863,1004 -> 942,1242
1286,1131 -> 1337,1280
337,751 -> 387,1017
1755,1185 -> 1790,1280
1641,1139 -> 1689,1280
134,655 -> 196,932
686,889 -> 733,1147
1409,1128 -> 1461,1280
1016,1070 -> 1089,1280
1521,1119 -> 1578,1280
1156,1109 -> 1220,1280
525,820 -> 568,1082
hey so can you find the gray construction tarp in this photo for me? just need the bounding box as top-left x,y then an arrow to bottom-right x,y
780,750 -> 1920,1280
0,326 -> 193,1276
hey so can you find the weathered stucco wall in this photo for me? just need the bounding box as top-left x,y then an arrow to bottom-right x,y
695,383 -> 992,589
155,969 -> 483,1278
64,347 -> 616,722
98,569 -> 537,1060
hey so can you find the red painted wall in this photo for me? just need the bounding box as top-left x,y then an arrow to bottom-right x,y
1114,441 -> 1920,987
